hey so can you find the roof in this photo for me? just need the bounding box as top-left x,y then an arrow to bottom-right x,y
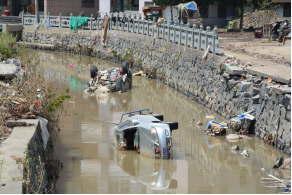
142,6 -> 165,11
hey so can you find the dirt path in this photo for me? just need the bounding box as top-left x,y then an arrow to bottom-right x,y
219,32 -> 291,83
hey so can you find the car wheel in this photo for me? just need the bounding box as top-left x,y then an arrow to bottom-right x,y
122,61 -> 129,74
153,114 -> 163,121
90,65 -> 98,79
116,77 -> 122,91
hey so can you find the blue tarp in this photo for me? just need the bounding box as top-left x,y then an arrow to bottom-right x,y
185,2 -> 197,10
206,120 -> 226,130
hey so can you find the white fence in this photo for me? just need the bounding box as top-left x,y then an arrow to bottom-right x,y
22,12 -> 222,54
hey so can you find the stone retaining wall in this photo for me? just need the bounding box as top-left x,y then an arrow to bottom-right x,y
21,26 -> 291,156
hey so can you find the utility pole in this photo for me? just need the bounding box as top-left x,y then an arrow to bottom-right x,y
35,0 -> 38,25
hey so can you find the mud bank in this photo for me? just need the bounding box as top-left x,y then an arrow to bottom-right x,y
21,26 -> 291,156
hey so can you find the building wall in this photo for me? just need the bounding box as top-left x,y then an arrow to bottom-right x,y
47,0 -> 99,17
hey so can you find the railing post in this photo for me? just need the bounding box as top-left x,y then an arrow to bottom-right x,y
163,18 -> 166,41
199,23 -> 203,50
142,15 -> 145,35
111,13 -> 114,30
49,12 -> 52,26
127,13 -> 131,32
212,25 -> 218,55
206,26 -> 210,50
138,14 -> 141,34
97,13 -> 100,30
186,21 -> 190,47
147,18 -> 150,36
59,13 -> 62,28
133,14 -> 136,33
192,24 -> 197,49
168,18 -> 172,42
90,13 -> 93,30
152,16 -> 156,37
179,20 -> 183,45
105,13 -> 109,30
122,13 -> 125,31
174,20 -> 178,44
22,11 -> 24,25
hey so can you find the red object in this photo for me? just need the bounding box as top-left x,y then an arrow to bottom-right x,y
255,30 -> 262,38
274,84 -> 282,86
112,77 -> 118,80
245,46 -> 251,47
121,68 -> 125,75
34,101 -> 40,107
25,82 -> 29,85
69,63 -> 73,68
4,10 -> 10,16
94,36 -> 97,45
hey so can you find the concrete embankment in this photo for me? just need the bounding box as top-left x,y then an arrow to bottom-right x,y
0,119 -> 50,194
21,26 -> 291,156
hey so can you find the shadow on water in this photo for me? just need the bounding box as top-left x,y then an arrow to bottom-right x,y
36,50 -> 290,194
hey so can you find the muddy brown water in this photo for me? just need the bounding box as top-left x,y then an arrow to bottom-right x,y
37,50 -> 290,194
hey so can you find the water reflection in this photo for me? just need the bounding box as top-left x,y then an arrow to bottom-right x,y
36,50 -> 290,194
114,150 -> 178,191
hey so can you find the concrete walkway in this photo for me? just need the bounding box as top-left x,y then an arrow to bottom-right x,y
0,119 -> 39,194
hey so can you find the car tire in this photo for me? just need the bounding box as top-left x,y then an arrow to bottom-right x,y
90,65 -> 98,79
122,61 -> 129,74
153,114 -> 163,121
116,77 -> 122,91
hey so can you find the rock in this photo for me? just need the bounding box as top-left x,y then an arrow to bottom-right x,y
281,94 -> 291,106
240,81 -> 253,92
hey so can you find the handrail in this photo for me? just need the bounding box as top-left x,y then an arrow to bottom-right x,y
21,12 -> 222,54
119,109 -> 152,124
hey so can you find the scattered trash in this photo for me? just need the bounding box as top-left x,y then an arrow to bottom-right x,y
37,116 -> 49,150
229,145 -> 240,150
196,120 -> 202,125
193,56 -> 197,67
241,149 -> 250,157
202,45 -> 211,60
78,70 -> 80,73
260,168 -> 266,172
267,76 -> 272,83
133,71 -> 143,76
69,63 -> 74,68
205,115 -> 215,119
190,119 -> 194,125
34,101 -> 40,107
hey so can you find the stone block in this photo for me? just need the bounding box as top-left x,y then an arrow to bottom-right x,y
281,94 -> 291,106
227,66 -> 247,75
272,85 -> 291,95
240,81 -> 252,92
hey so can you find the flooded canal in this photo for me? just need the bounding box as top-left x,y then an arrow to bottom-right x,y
37,50 -> 289,194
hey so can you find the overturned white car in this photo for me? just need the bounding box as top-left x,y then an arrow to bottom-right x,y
114,109 -> 178,159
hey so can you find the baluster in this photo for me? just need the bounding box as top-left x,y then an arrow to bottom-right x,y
147,18 -> 150,36
138,14 -> 141,34
22,11 -> 24,25
212,25 -> 218,55
142,15 -> 145,35
180,20 -> 183,45
206,26 -> 210,50
192,24 -> 197,49
90,13 -> 93,30
174,20 -> 178,44
111,13 -> 114,30
199,23 -> 203,50
168,18 -> 172,42
186,21 -> 190,47
97,13 -> 100,30
133,14 -> 136,33
152,16 -> 156,37
163,18 -> 166,41
128,13 -> 132,32
69,13 -> 72,27
59,13 -> 62,28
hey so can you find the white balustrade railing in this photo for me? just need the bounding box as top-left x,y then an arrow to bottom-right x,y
22,12 -> 222,54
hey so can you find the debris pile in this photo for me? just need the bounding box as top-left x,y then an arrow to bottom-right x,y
228,9 -> 283,29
